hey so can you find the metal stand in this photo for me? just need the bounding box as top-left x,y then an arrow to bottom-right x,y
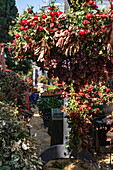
106,125 -> 112,168
39,98 -> 96,168
110,141 -> 111,168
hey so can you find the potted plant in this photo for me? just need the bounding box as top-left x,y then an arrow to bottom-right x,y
37,75 -> 49,84
37,96 -> 63,128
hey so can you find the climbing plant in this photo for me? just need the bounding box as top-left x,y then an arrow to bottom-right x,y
4,0 -> 113,89
1,0 -> 113,152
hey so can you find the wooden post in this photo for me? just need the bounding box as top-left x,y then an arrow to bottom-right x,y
0,46 -> 1,68
0,46 -> 6,72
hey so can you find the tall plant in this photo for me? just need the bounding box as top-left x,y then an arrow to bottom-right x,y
0,0 -> 18,43
5,0 -> 113,89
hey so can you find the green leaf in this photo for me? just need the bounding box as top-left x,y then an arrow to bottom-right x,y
38,162 -> 43,166
3,153 -> 9,158
13,156 -> 20,162
99,50 -> 103,55
1,166 -> 11,170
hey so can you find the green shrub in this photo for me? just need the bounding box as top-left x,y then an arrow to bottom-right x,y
0,70 -> 33,120
0,101 -> 42,169
37,96 -> 63,119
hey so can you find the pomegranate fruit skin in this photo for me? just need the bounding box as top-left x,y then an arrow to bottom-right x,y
86,13 -> 92,19
79,29 -> 85,35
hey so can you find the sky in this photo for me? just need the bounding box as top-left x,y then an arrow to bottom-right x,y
15,0 -> 64,15
15,0 -> 110,15
15,0 -> 46,14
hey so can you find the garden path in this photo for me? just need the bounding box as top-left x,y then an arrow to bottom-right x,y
30,107 -> 113,170
30,107 -> 51,156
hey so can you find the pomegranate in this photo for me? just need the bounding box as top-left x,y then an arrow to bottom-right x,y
1,43 -> 4,47
83,20 -> 89,25
21,19 -> 27,25
42,14 -> 47,19
101,25 -> 106,29
16,34 -> 20,38
34,15 -> 38,20
27,8 -> 33,14
32,22 -> 36,26
19,26 -> 24,31
79,29 -> 85,35
39,26 -> 43,31
50,11 -> 56,16
86,13 -> 92,19
89,0 -> 94,5
8,46 -> 12,50
25,35 -> 29,40
101,13 -> 108,18
57,11 -> 63,17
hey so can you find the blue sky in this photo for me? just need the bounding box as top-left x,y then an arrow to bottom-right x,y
15,0 -> 64,15
16,0 -> 47,14
15,0 -> 110,15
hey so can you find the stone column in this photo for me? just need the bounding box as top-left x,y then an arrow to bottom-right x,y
64,0 -> 70,13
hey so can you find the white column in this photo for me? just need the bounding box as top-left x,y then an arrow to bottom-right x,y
33,62 -> 36,86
